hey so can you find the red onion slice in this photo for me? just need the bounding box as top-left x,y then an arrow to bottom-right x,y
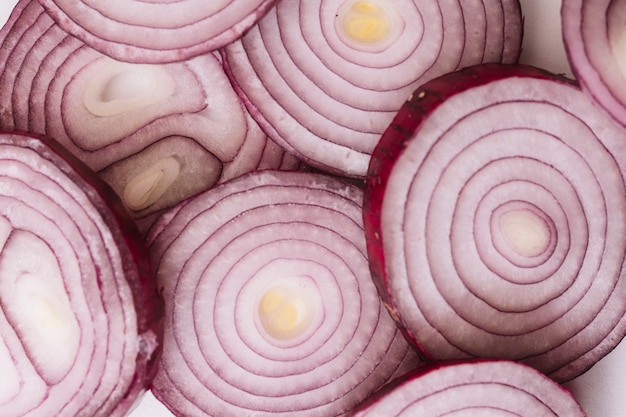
223,0 -> 523,177
147,170 -> 421,417
363,63 -> 626,382
0,0 -> 303,233
0,131 -> 162,417
36,0 -> 279,63
350,360 -> 587,416
561,0 -> 626,126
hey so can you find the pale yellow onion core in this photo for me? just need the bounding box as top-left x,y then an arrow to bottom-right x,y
339,0 -> 394,45
258,286 -> 315,340
123,156 -> 181,211
83,60 -> 175,117
498,209 -> 550,257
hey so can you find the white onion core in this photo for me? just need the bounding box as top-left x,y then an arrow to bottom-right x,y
83,60 -> 175,117
497,208 -> 551,258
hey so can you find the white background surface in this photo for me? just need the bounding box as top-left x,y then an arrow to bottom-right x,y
0,1 -> 622,416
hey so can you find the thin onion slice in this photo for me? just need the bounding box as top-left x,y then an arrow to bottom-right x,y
0,130 -> 162,417
36,0 -> 279,63
147,170 -> 422,417
350,360 -> 587,416
561,0 -> 626,126
363,63 -> 626,382
0,0 -> 303,233
223,0 -> 523,177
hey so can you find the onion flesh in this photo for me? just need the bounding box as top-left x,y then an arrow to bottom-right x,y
350,360 -> 587,416
147,170 -> 422,417
363,63 -> 626,382
0,130 -> 162,417
223,0 -> 523,178
36,0 -> 280,63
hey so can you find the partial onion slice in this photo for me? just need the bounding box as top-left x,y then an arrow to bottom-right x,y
147,170 -> 421,417
0,131 -> 162,417
0,0 -> 302,233
350,360 -> 587,416
561,0 -> 626,126
223,0 -> 523,177
363,63 -> 626,382
36,0 -> 279,63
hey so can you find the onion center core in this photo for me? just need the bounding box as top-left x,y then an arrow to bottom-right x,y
83,60 -> 175,117
336,0 -> 403,51
123,156 -> 181,211
257,281 -> 317,341
497,208 -> 550,258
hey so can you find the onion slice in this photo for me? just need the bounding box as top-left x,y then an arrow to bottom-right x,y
147,170 -> 421,417
0,0 -> 303,233
36,0 -> 279,63
363,63 -> 626,382
0,131 -> 162,417
350,360 -> 587,416
223,0 -> 523,177
561,0 -> 626,126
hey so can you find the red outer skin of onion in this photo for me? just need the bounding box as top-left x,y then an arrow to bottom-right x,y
0,130 -> 164,416
363,63 -> 577,351
348,359 -> 587,416
35,0 -> 280,64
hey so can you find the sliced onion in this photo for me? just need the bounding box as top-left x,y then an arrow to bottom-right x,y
350,360 -> 587,416
223,0 -> 523,177
561,0 -> 626,126
0,131 -> 162,417
0,0 -> 303,233
36,0 -> 279,63
363,63 -> 626,382
147,170 -> 421,417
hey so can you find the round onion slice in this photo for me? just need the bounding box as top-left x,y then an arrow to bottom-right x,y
0,131 -> 162,417
223,0 -> 523,177
363,63 -> 626,382
350,360 -> 587,416
561,0 -> 626,126
0,0 -> 303,233
147,170 -> 422,417
36,0 -> 279,63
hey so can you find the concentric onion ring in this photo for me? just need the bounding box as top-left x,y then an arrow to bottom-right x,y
364,63 -> 626,382
0,131 -> 162,417
350,360 -> 587,416
562,0 -> 626,126
223,0 -> 523,177
36,0 -> 279,63
0,0 -> 302,232
147,170 -> 421,417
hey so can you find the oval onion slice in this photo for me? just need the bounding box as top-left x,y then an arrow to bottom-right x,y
36,0 -> 279,63
350,360 -> 587,416
0,0 -> 302,233
223,0 -> 523,177
364,63 -> 626,382
0,131 -> 162,417
562,0 -> 626,126
147,170 -> 421,417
